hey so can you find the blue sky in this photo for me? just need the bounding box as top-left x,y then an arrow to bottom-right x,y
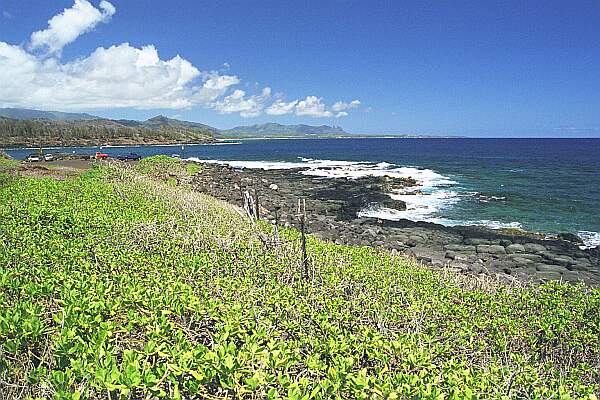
1,0 -> 599,137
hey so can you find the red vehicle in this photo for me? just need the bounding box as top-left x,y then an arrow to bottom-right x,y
95,151 -> 109,159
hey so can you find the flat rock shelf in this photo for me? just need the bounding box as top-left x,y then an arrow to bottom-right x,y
190,162 -> 600,286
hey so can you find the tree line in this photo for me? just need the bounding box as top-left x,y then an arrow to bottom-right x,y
0,117 -> 214,147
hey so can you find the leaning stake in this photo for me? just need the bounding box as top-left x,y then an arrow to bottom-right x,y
298,199 -> 308,280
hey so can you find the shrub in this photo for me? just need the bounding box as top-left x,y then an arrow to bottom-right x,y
0,163 -> 598,399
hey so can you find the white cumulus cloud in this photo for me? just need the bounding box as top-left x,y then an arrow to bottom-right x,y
0,1 -> 362,118
193,73 -> 240,104
214,87 -> 271,118
267,97 -> 361,118
295,96 -> 333,118
0,42 -> 229,109
265,99 -> 299,116
332,99 -> 361,112
29,0 -> 115,55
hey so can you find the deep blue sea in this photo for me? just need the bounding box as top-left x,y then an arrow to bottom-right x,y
7,138 -> 600,247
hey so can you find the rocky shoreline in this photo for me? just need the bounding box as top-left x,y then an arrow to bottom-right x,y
189,162 -> 600,286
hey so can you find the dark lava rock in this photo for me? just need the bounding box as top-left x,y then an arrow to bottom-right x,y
476,245 -> 507,255
381,199 -> 407,211
523,243 -> 547,253
557,232 -> 584,244
444,244 -> 476,252
506,244 -> 525,254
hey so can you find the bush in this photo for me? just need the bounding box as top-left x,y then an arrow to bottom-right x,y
0,164 -> 598,399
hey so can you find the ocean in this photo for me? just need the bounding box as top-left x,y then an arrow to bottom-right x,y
7,138 -> 600,248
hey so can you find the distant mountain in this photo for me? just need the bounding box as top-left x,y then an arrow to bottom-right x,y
0,108 -> 351,147
0,108 -> 99,121
118,115 -> 219,135
221,123 -> 347,137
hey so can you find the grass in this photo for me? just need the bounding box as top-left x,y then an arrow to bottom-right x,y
133,155 -> 202,180
0,157 -> 599,399
0,156 -> 20,171
0,156 -> 20,185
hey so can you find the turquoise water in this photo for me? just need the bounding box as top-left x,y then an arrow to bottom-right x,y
7,138 -> 600,247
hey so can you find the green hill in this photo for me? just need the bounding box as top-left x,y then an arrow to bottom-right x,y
0,158 -> 598,399
116,115 -> 219,135
0,108 -> 352,146
0,115 -> 216,148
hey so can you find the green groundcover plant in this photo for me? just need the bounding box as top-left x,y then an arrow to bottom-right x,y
0,157 -> 598,399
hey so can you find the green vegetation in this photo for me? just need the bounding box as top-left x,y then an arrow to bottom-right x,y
0,116 -> 215,148
132,155 -> 202,183
0,155 -> 19,171
135,155 -> 182,173
0,108 -> 352,147
0,157 -> 599,399
0,153 -> 20,184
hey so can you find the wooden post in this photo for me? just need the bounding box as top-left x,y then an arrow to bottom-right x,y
243,190 -> 255,220
273,207 -> 280,244
254,188 -> 260,220
298,199 -> 308,280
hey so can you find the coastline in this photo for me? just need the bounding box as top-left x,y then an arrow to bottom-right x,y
1,141 -> 240,151
215,135 -> 464,140
6,141 -> 600,286
187,160 -> 600,286
0,135 -> 462,149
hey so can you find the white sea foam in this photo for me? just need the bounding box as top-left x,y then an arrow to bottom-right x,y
577,231 -> 600,249
357,206 -> 451,224
297,158 -> 458,190
476,194 -> 507,203
379,190 -> 461,220
188,157 -> 456,186
297,158 -> 462,223
189,156 -> 521,232
189,156 -> 462,223
468,220 -> 523,229
358,204 -> 522,230
187,156 -> 598,244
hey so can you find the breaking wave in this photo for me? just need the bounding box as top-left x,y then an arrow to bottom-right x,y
577,231 -> 600,249
188,156 -> 462,224
186,156 -> 598,248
